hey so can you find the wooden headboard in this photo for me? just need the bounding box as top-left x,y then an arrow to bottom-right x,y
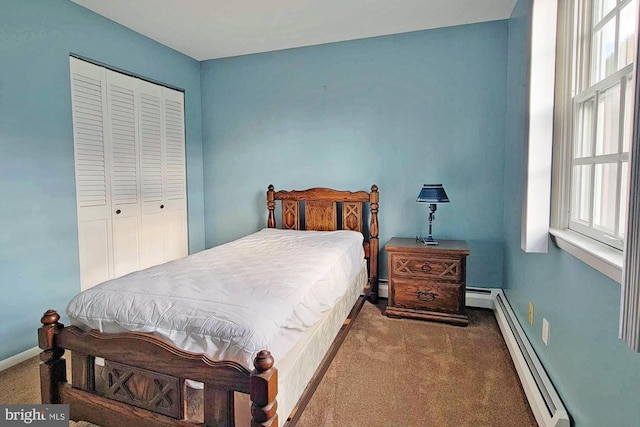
266,185 -> 379,302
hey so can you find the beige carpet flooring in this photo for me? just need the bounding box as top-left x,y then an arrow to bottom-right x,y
0,302 -> 536,426
296,302 -> 537,427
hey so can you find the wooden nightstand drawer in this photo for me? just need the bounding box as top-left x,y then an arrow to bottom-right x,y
391,278 -> 462,313
390,254 -> 462,281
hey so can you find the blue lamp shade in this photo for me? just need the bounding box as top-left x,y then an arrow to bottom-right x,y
416,184 -> 449,204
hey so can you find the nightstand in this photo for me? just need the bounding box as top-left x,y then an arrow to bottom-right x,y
384,238 -> 470,326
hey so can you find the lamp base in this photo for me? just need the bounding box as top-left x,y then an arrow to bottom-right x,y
417,236 -> 439,245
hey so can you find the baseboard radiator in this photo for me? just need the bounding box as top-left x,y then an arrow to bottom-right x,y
490,289 -> 570,427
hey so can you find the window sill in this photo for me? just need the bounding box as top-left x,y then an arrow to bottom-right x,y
549,228 -> 622,284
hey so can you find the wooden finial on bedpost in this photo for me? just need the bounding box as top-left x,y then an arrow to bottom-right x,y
368,185 -> 379,303
38,309 -> 66,404
250,350 -> 278,427
267,185 -> 276,229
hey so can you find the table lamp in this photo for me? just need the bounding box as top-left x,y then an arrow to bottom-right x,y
416,184 -> 449,245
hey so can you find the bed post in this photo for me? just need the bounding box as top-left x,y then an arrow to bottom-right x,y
267,185 -> 276,228
368,185 -> 379,304
250,350 -> 278,427
38,309 -> 66,404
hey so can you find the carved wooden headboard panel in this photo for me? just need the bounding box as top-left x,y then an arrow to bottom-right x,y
266,185 -> 379,301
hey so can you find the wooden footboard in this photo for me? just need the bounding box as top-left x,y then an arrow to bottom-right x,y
38,310 -> 277,427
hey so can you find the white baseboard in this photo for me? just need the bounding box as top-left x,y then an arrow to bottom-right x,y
0,346 -> 39,373
378,281 -> 570,427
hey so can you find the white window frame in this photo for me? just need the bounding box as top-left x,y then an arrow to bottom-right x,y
521,0 -> 558,254
551,0 -> 637,283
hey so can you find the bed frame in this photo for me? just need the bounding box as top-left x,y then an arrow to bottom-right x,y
39,185 -> 379,427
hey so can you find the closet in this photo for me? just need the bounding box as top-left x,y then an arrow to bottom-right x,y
70,57 -> 187,290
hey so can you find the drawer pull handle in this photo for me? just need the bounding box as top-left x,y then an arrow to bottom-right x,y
416,291 -> 437,302
421,263 -> 432,272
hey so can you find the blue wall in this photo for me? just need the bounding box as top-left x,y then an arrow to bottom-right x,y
7,3 -> 635,424
0,0 -> 204,360
504,1 -> 640,425
200,22 -> 508,286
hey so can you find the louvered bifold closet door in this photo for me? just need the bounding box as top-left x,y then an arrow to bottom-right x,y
138,80 -> 165,269
161,88 -> 188,262
105,69 -> 141,278
70,58 -> 113,290
71,58 -> 188,289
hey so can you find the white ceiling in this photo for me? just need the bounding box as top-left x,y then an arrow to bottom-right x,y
71,0 -> 516,61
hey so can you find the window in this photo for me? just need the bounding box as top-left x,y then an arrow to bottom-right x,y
555,0 -> 638,252
552,0 -> 640,350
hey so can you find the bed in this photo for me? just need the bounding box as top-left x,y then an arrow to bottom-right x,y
38,185 -> 379,427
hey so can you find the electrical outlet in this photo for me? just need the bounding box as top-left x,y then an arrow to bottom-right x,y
528,302 -> 534,325
542,318 -> 550,345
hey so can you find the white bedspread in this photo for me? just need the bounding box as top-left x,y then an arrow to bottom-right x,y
67,228 -> 365,369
